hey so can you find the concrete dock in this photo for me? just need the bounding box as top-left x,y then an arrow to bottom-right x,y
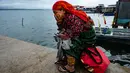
0,35 -> 130,73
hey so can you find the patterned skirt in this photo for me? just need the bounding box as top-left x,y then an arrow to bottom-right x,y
64,27 -> 96,59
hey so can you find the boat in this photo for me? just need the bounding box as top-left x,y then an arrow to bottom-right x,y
83,7 -> 96,13
102,6 -> 116,16
112,0 -> 130,28
103,12 -> 114,16
95,27 -> 130,54
95,0 -> 130,53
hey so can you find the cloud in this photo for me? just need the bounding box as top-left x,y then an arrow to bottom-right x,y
0,0 -> 57,9
0,0 -> 118,9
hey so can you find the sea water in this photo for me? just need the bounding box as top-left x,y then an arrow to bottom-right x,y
0,9 -> 114,48
1,9 -> 130,67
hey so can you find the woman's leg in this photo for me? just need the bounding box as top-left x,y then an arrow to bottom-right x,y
65,55 -> 75,72
58,55 -> 75,72
55,49 -> 67,65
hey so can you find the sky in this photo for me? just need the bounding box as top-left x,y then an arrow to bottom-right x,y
0,0 -> 118,9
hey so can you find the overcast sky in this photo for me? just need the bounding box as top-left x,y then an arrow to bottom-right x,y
0,0 -> 118,9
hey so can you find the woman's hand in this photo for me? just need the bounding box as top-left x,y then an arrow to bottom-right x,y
54,10 -> 65,24
58,34 -> 69,40
54,14 -> 63,24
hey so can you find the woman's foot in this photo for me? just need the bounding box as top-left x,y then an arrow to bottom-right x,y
58,65 -> 75,73
58,66 -> 68,72
55,60 -> 61,64
55,60 -> 66,65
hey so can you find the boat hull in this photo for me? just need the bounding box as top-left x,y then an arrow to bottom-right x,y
104,12 -> 114,16
95,27 -> 130,54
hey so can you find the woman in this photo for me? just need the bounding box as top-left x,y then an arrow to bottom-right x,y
52,1 -> 109,73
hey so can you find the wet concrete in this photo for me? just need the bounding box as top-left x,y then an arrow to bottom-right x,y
0,35 -> 130,73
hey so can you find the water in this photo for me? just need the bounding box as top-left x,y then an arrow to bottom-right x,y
0,9 -> 114,48
1,10 -> 130,67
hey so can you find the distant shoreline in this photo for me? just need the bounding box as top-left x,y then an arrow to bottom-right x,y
0,9 -> 51,10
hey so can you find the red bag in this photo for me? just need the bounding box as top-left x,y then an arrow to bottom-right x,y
80,47 -> 110,73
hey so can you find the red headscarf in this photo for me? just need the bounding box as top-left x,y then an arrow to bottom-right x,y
52,1 -> 89,23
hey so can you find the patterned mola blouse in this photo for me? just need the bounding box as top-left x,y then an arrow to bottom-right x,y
61,13 -> 91,39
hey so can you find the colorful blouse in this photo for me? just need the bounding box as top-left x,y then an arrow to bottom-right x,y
62,13 -> 90,39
